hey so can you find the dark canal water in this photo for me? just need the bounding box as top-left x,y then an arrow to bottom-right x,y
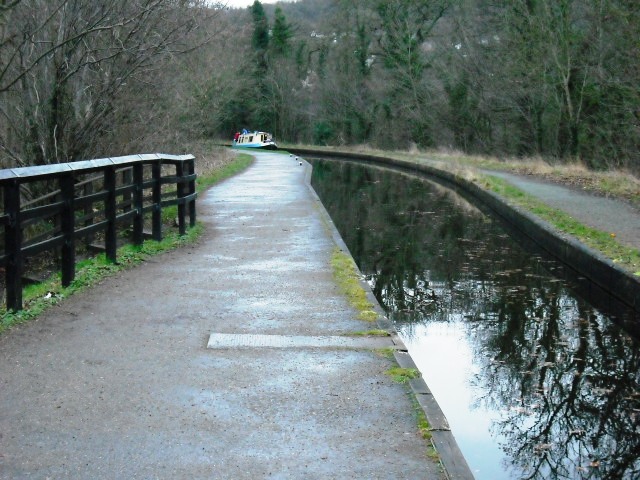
310,159 -> 640,480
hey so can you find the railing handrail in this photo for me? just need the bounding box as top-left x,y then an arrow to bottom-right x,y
0,153 -> 195,182
1,153 -> 197,311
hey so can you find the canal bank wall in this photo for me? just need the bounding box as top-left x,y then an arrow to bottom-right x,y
291,148 -> 640,315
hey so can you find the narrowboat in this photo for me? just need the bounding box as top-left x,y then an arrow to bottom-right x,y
232,130 -> 278,150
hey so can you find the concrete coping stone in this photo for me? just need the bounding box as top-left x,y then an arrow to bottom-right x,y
206,332 -> 395,350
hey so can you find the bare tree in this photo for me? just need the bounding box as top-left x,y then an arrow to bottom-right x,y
0,0 -> 209,168
447,0 -> 640,170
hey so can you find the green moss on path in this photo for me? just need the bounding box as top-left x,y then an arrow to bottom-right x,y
330,247 -> 378,322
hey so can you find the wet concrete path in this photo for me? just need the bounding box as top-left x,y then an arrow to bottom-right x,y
0,152 -> 444,479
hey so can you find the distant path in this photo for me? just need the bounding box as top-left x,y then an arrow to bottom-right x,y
484,171 -> 640,251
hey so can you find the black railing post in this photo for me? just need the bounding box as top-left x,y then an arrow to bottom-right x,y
188,158 -> 196,228
132,163 -> 144,245
4,180 -> 23,311
53,190 -> 62,265
83,180 -> 94,247
152,161 -> 162,241
176,161 -> 186,235
59,174 -> 76,287
122,167 -> 132,213
104,167 -> 117,262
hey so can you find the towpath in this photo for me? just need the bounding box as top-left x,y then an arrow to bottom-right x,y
0,152 -> 446,479
483,170 -> 640,251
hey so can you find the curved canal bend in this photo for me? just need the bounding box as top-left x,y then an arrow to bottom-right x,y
310,159 -> 639,480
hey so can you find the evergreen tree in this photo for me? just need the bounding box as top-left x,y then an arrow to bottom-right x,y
251,0 -> 269,66
271,7 -> 294,56
248,1 -> 271,130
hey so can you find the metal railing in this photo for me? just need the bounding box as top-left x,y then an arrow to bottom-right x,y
0,153 -> 197,311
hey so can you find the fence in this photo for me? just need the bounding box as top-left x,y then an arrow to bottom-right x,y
0,153 -> 197,311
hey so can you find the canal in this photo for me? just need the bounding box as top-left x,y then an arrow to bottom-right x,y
310,159 -> 640,480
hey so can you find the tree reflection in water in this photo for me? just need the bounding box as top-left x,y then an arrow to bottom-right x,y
311,160 -> 640,479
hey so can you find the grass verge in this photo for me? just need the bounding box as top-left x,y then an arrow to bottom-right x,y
330,247 -> 378,322
349,329 -> 389,336
479,174 -> 640,275
1,151 -> 254,333
374,347 -> 396,359
385,366 -> 420,383
196,153 -> 253,193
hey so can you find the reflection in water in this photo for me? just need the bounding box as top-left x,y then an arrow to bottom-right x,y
311,160 -> 640,480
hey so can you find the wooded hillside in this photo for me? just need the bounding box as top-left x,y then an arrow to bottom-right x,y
1,0 -> 638,173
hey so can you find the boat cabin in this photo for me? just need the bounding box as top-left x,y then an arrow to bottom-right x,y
232,130 -> 277,149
